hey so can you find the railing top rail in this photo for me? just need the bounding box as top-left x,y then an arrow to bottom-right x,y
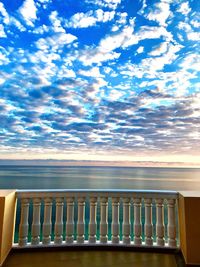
16,189 -> 178,199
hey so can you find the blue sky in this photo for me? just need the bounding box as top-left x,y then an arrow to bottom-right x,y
0,0 -> 200,163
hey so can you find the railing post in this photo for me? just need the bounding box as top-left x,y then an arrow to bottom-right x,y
156,199 -> 165,246
133,198 -> 142,245
112,197 -> 120,244
77,197 -> 85,243
42,198 -> 52,245
31,198 -> 41,245
19,198 -> 29,246
100,197 -> 108,243
54,197 -> 64,244
66,197 -> 74,244
89,197 -> 97,243
167,199 -> 177,247
144,198 -> 153,246
122,197 -> 131,244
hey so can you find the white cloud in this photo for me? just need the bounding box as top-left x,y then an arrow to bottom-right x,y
120,42 -> 183,81
178,21 -> 200,41
79,47 -> 120,66
18,0 -> 37,27
187,31 -> 200,41
87,0 -> 121,10
191,20 -> 200,28
139,80 -> 167,90
102,0 -> 121,9
138,0 -> 147,13
111,25 -> 119,32
0,3 -> 27,32
0,24 -> 6,38
146,1 -> 171,27
123,25 -> 173,48
37,0 -> 51,2
79,67 -> 103,77
110,13 -> 128,32
37,0 -> 51,3
85,77 -> 108,101
66,9 -> 115,28
179,53 -> 200,71
149,42 -> 168,56
142,43 -> 182,71
100,25 -> 135,51
103,67 -> 112,74
78,19 -> 174,66
136,46 -> 144,54
114,83 -> 131,90
0,2 -> 9,24
93,77 -> 107,90
49,11 -> 65,32
0,77 -> 5,85
165,70 -> 196,97
29,50 -> 60,64
36,0 -> 52,9
178,21 -> 191,31
33,24 -> 49,34
0,50 -> 9,65
96,9 -> 115,22
107,89 -> 124,101
116,12 -> 128,25
36,33 -> 77,52
177,33 -> 184,42
160,69 -> 197,91
58,69 -> 76,78
119,62 -> 143,78
177,2 -> 191,16
10,17 -> 26,31
68,12 -> 96,28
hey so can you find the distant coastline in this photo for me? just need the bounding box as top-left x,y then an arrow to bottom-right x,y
0,159 -> 199,168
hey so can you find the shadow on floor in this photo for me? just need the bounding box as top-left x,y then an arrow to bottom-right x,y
3,248 -> 186,267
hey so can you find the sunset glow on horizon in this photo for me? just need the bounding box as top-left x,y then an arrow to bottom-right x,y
0,0 -> 200,164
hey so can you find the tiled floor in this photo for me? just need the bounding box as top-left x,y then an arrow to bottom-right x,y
3,249 -> 185,267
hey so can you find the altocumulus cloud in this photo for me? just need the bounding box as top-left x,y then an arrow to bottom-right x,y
0,0 -> 200,159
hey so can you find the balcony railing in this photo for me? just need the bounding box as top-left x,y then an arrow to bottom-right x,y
14,189 -> 179,249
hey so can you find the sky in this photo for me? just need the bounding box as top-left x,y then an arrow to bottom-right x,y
0,0 -> 200,164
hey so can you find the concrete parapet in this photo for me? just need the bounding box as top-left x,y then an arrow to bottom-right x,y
178,191 -> 200,265
0,190 -> 16,266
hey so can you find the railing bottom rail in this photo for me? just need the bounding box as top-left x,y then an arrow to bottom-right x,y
13,241 -> 180,250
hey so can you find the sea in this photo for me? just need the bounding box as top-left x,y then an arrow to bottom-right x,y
0,165 -> 200,191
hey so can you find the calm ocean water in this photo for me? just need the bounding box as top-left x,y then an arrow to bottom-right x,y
0,165 -> 200,191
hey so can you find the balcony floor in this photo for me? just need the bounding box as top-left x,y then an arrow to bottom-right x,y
4,248 -> 185,267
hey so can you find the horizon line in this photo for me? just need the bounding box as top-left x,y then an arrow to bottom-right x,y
0,159 -> 200,168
